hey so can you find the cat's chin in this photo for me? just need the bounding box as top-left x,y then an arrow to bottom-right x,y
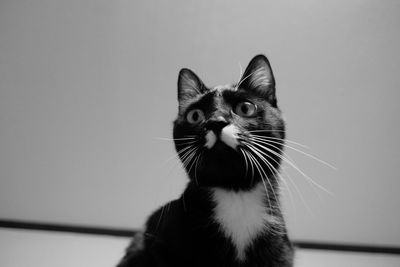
185,141 -> 254,189
202,140 -> 239,164
207,140 -> 237,154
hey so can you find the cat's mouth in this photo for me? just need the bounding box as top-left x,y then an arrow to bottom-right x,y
208,140 -> 236,154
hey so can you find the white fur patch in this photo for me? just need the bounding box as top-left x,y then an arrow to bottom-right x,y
204,131 -> 217,149
220,124 -> 239,149
213,84 -> 231,91
212,183 -> 272,261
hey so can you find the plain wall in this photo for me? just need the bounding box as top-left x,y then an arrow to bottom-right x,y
1,0 -> 400,246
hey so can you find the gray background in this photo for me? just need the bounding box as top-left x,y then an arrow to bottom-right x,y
1,0 -> 399,246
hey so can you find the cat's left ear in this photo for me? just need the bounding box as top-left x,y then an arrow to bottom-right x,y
177,68 -> 205,103
239,55 -> 277,107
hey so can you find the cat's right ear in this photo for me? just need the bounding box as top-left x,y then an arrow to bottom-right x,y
177,68 -> 205,103
240,55 -> 277,107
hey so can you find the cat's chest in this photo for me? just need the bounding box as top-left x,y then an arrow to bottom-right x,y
211,184 -> 274,261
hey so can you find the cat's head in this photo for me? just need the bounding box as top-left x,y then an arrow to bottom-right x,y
173,55 -> 285,190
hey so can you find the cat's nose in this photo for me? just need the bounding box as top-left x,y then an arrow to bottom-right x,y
204,117 -> 229,135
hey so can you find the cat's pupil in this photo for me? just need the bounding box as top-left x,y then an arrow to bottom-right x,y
241,104 -> 249,114
192,111 -> 199,121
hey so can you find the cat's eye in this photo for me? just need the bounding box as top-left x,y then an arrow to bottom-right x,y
186,109 -> 205,124
234,101 -> 257,117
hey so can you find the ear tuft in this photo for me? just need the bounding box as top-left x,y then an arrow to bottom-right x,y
239,55 -> 277,106
177,68 -> 205,102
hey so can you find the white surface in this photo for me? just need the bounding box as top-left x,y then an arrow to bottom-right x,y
295,249 -> 400,267
0,0 -> 400,247
0,229 -> 128,267
1,228 -> 400,267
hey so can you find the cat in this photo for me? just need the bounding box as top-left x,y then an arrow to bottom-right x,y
117,55 -> 294,267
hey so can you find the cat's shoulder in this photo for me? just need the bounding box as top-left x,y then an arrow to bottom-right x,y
117,232 -> 146,267
145,198 -> 186,233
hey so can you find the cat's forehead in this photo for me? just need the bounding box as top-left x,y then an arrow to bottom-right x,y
211,84 -> 237,94
178,84 -> 240,114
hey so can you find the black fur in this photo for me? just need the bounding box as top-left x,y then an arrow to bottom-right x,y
118,55 -> 294,267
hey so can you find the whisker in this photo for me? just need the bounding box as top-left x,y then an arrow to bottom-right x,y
243,143 -> 282,210
242,140 -> 314,215
249,136 -> 336,170
182,149 -> 197,167
249,140 -> 333,196
249,139 -> 324,201
182,145 -> 201,169
243,149 -> 255,184
176,144 -> 197,157
238,62 -> 243,78
245,138 -> 330,198
159,144 -> 197,169
244,147 -> 275,210
156,136 -> 197,141
174,140 -> 199,146
247,129 -> 286,133
283,168 -> 315,216
192,151 -> 203,186
276,172 -> 296,215
156,138 -> 198,167
186,148 -> 200,175
155,205 -> 166,232
250,135 -> 310,149
181,152 -> 197,176
245,137 -> 299,169
180,146 -> 199,167
239,148 -> 249,178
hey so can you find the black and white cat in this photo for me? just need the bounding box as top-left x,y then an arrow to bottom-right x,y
118,55 -> 294,267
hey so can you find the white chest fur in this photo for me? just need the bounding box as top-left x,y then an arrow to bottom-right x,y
211,184 -> 274,261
